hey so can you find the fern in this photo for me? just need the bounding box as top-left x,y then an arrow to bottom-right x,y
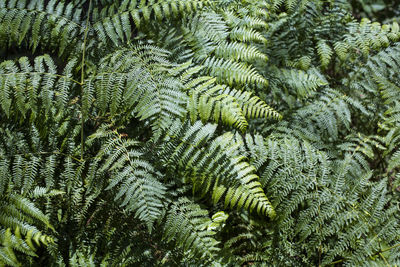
0,55 -> 78,120
0,0 -> 83,55
158,120 -> 275,218
316,40 -> 333,67
92,129 -> 167,232
163,198 -> 220,261
90,46 -> 187,130
1,0 -> 400,265
92,0 -> 210,46
184,75 -> 280,131
236,135 -> 399,265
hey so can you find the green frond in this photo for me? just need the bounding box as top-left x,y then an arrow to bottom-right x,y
334,41 -> 349,61
185,77 -> 247,130
1,0 -> 400,265
184,75 -> 280,130
218,182 -> 276,218
293,88 -> 368,140
340,19 -> 400,60
215,41 -> 268,62
0,55 -> 78,120
0,0 -> 83,55
0,193 -> 54,266
375,75 -> 400,105
68,250 -> 98,267
271,0 -> 311,13
203,56 -> 268,87
245,135 -> 399,265
219,87 -> 282,120
93,46 -> 187,129
230,26 -> 267,44
163,197 -> 219,260
270,67 -> 327,99
316,40 -> 333,67
92,0 -> 210,46
388,150 -> 400,172
159,120 -> 275,218
92,130 -> 167,231
0,228 -> 21,267
191,93 -> 248,131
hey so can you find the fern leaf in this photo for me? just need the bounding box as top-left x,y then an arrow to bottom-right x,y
203,56 -> 268,87
215,41 -> 268,62
230,26 -> 268,43
159,120 -> 275,218
93,130 -> 167,231
164,198 -> 219,259
317,40 -> 333,67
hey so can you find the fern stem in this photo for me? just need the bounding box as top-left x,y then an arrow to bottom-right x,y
80,0 -> 92,160
381,243 -> 400,253
328,259 -> 343,265
379,252 -> 390,267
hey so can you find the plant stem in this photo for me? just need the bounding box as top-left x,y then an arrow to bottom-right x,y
80,0 -> 92,160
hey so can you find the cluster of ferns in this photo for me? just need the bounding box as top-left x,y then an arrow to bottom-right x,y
0,0 -> 400,266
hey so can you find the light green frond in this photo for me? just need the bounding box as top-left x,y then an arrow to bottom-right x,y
181,69 -> 279,130
0,193 -> 54,266
189,92 -> 248,131
159,120 -> 275,218
0,228 -> 22,267
219,87 -> 282,120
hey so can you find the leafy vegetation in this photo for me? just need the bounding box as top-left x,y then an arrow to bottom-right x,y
0,0 -> 400,266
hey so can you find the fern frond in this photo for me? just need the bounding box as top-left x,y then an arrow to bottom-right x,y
219,87 -> 282,120
215,41 -> 268,62
270,67 -> 327,99
316,40 -> 333,67
293,88 -> 368,140
230,26 -> 267,43
92,129 -> 167,231
246,135 -> 399,265
203,56 -> 268,87
0,55 -> 78,120
0,0 -> 83,55
159,120 -> 275,218
164,197 -> 219,260
92,46 -> 187,130
0,228 -> 22,267
184,75 -> 280,131
193,93 -> 248,131
0,193 -> 54,266
340,19 -> 400,60
92,0 -> 210,46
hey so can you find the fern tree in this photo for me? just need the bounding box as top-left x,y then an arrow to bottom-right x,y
1,0 -> 400,266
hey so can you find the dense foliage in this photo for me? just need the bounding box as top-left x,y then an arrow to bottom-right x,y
0,0 -> 400,266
